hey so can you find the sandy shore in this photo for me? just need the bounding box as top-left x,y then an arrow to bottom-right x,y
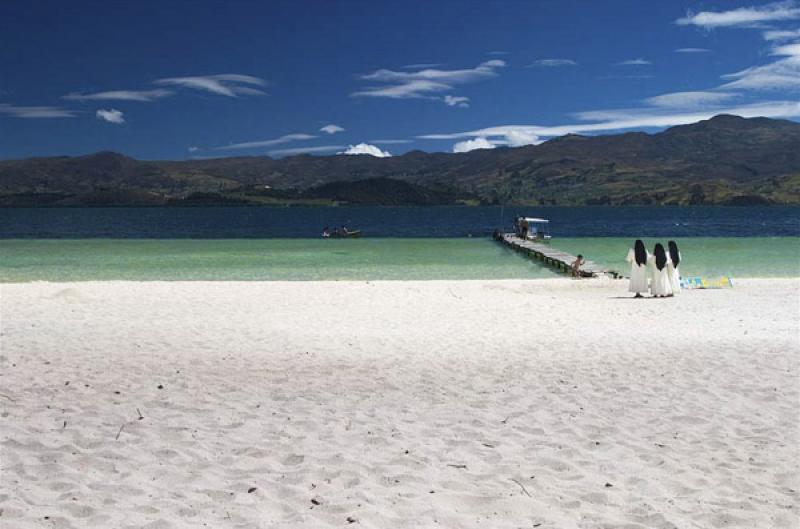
1,278 -> 798,528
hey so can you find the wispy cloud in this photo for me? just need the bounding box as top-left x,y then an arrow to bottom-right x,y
773,41 -> 800,56
268,145 -> 343,157
645,91 -> 738,108
676,1 -> 800,28
674,47 -> 712,53
762,27 -> 800,40
720,51 -> 800,90
616,58 -> 652,66
320,124 -> 345,134
63,89 -> 172,102
529,59 -> 578,67
487,51 -> 508,56
351,60 -> 505,104
155,74 -> 267,97
671,2 -> 800,93
0,104 -> 77,118
96,108 -> 125,124
217,133 -> 316,151
444,95 -> 469,108
338,143 -> 392,157
188,146 -> 201,153
418,101 -> 800,151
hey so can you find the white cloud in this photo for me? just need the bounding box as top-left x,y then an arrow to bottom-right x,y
529,59 -> 578,67
217,133 -> 316,150
645,91 -> 738,108
674,47 -> 712,53
338,143 -> 392,157
0,104 -> 77,118
772,42 -> 800,56
453,137 -> 496,153
188,146 -> 200,153
763,27 -> 800,40
419,101 -> 800,143
351,60 -> 505,103
616,58 -> 652,66
96,108 -> 125,124
503,129 -> 542,146
676,1 -> 800,28
268,145 -> 344,157
719,55 -> 800,90
450,130 -> 541,152
353,79 -> 451,99
444,95 -> 470,107
63,89 -> 172,102
320,124 -> 345,134
154,74 -> 267,97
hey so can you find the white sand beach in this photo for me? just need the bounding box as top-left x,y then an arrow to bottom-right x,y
1,278 -> 798,529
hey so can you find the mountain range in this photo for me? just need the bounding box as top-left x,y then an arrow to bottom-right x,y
1,114 -> 799,207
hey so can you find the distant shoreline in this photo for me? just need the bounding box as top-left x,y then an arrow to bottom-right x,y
2,202 -> 799,209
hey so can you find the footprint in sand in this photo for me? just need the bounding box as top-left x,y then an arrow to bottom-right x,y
282,454 -> 305,466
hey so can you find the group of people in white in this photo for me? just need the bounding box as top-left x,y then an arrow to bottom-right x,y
626,239 -> 681,298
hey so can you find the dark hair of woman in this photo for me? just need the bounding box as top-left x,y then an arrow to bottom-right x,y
668,240 -> 680,267
654,243 -> 667,271
634,239 -> 647,266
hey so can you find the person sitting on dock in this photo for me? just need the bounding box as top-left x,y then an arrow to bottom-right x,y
571,254 -> 585,277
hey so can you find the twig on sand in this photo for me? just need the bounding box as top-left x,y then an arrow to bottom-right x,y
447,464 -> 467,469
115,423 -> 126,440
500,416 -> 510,424
511,478 -> 532,497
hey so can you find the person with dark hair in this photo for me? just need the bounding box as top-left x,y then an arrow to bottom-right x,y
667,240 -> 681,295
571,254 -> 585,277
649,243 -> 673,297
625,239 -> 649,297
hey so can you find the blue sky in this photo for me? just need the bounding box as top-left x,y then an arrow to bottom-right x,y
1,0 -> 799,159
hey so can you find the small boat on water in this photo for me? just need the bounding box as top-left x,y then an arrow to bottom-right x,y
322,226 -> 362,239
515,217 -> 551,242
328,230 -> 362,239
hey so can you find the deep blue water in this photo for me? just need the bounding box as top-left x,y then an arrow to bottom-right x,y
0,206 -> 798,238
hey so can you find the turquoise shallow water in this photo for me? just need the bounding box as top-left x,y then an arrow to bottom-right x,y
0,238 -> 798,282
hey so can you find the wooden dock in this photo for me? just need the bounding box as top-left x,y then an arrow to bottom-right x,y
495,233 -> 620,278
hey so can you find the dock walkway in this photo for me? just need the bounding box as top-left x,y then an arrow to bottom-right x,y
496,233 -> 620,278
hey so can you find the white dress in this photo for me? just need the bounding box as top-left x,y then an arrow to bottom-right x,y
649,255 -> 673,297
667,253 -> 681,294
625,248 -> 649,294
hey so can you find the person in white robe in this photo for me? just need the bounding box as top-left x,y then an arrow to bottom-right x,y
649,243 -> 673,298
667,240 -> 681,295
625,239 -> 649,297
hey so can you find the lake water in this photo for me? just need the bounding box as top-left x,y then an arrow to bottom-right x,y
2,206 -> 799,238
1,237 -> 797,282
1,207 -> 798,281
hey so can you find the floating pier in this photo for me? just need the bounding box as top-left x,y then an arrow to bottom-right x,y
495,232 -> 621,278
